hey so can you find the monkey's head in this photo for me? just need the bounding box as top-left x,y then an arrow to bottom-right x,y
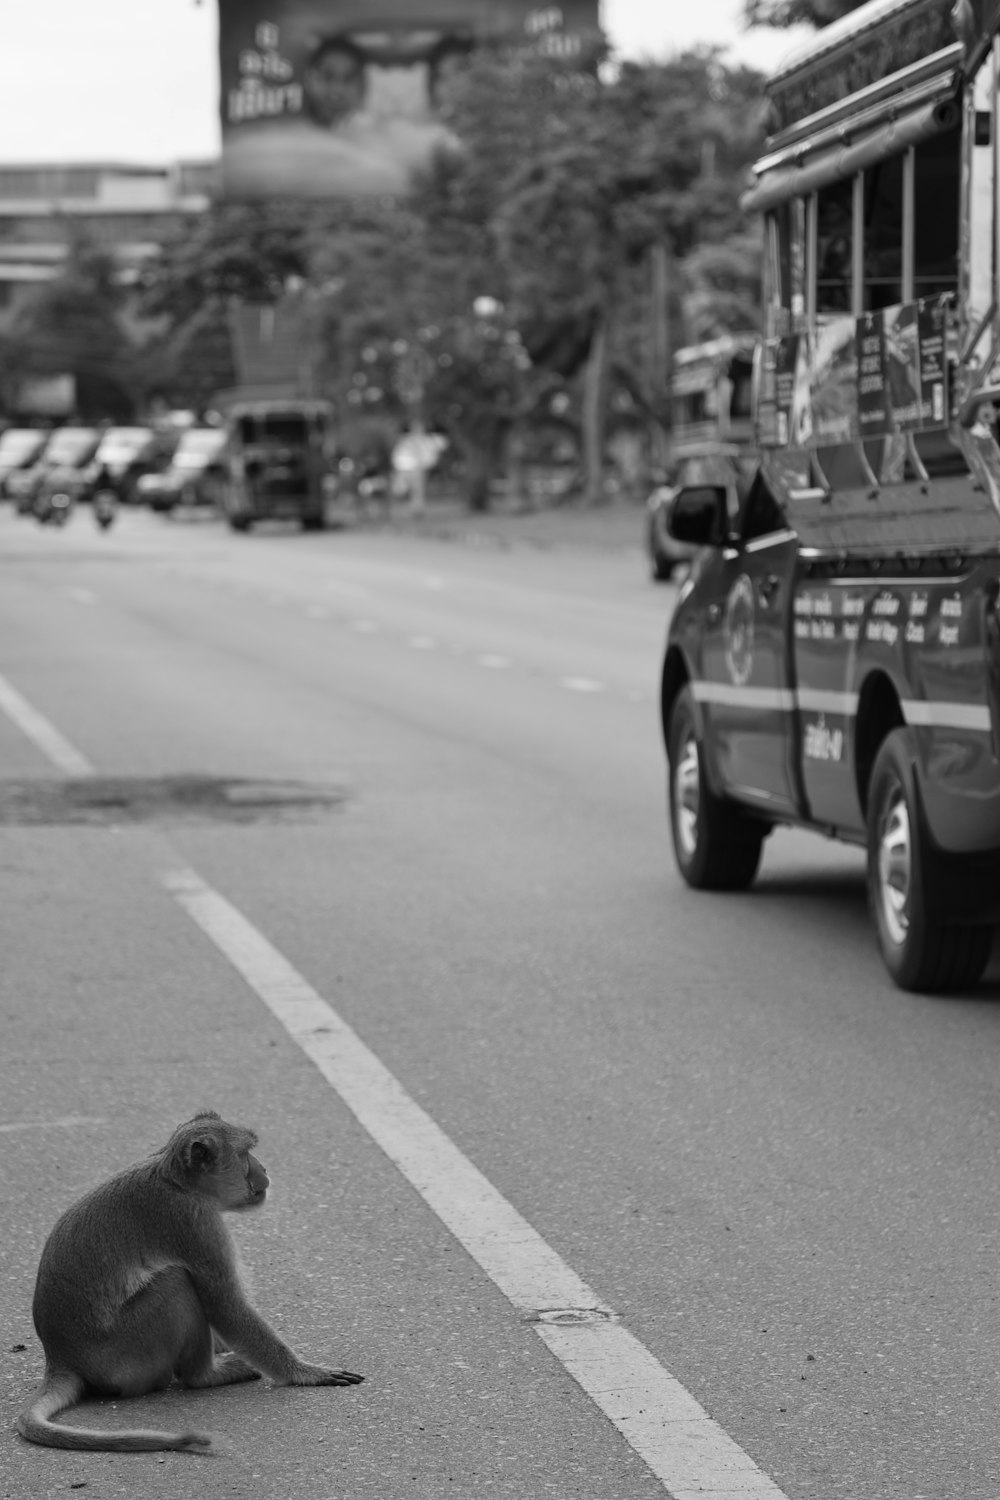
160,1111 -> 271,1213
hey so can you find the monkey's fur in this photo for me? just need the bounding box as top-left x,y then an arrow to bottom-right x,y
16,1111 -> 363,1453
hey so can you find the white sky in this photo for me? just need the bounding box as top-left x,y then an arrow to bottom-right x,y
0,1 -> 813,165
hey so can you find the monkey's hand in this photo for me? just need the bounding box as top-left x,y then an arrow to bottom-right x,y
282,1364 -> 365,1387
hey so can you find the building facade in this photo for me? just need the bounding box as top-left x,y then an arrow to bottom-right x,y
0,159 -> 217,330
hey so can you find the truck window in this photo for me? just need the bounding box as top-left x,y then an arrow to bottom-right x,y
730,357 -> 754,420
739,472 -> 788,541
765,198 -> 807,330
816,178 -> 853,315
863,154 -> 904,311
913,125 -> 960,300
237,415 -> 310,445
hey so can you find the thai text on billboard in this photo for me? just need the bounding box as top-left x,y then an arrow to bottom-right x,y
217,1 -> 602,200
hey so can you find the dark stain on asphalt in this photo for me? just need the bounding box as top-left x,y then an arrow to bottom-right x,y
0,776 -> 348,825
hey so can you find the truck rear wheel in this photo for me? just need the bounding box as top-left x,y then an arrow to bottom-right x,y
867,729 -> 993,991
667,684 -> 765,890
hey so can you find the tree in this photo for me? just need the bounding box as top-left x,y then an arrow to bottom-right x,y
495,52 -> 766,498
138,203 -> 327,325
144,300 -> 238,415
680,231 -> 763,342
2,230 -> 138,420
137,200 -> 341,417
130,47 -> 770,508
743,0 -> 869,26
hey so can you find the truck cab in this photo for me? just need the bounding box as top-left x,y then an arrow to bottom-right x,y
660,0 -> 1000,991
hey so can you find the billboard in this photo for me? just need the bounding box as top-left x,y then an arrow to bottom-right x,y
217,2 -> 602,200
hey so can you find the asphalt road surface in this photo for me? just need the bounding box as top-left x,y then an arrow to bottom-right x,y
2,501 -> 1000,1500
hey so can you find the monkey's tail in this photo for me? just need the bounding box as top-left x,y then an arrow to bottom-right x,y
16,1370 -> 213,1454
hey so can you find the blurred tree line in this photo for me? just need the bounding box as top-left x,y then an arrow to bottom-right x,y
0,2 -> 867,506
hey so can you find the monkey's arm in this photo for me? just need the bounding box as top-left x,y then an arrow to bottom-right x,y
189,1266 -> 362,1386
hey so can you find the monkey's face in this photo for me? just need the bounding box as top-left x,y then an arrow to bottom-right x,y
219,1150 -> 270,1214
242,1152 -> 270,1211
164,1115 -> 271,1212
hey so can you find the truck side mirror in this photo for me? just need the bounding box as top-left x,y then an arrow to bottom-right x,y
667,485 -> 728,546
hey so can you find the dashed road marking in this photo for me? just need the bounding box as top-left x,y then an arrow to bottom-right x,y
125,566 -> 651,706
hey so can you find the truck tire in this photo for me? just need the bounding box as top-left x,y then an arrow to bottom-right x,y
667,684 -> 766,890
867,728 -> 993,991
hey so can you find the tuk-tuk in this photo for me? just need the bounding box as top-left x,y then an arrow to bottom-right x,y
222,401 -> 333,532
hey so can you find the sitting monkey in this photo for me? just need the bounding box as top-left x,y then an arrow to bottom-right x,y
16,1111 -> 363,1453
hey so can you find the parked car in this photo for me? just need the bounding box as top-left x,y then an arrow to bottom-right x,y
82,426 -> 176,504
0,428 -> 47,498
137,427 -> 228,513
8,427 -> 102,515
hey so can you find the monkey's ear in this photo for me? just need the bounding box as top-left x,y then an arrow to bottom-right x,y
186,1135 -> 220,1172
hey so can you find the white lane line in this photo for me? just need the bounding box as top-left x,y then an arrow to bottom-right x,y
67,587 -> 98,606
0,671 -> 95,776
162,863 -> 788,1500
560,676 -> 606,694
477,653 -> 510,670
407,635 -> 437,650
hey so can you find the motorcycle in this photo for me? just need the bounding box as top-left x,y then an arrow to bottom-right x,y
35,488 -> 73,527
92,485 -> 118,530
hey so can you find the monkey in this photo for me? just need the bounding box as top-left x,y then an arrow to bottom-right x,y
16,1110 -> 363,1454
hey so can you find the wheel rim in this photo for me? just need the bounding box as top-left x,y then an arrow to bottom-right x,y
877,787 -> 911,946
674,727 -> 701,859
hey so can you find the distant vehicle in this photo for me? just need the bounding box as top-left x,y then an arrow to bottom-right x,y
647,335 -> 758,581
138,427 -> 228,513
8,427 -> 102,515
83,426 -> 176,504
222,401 -> 332,532
0,428 -> 47,498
